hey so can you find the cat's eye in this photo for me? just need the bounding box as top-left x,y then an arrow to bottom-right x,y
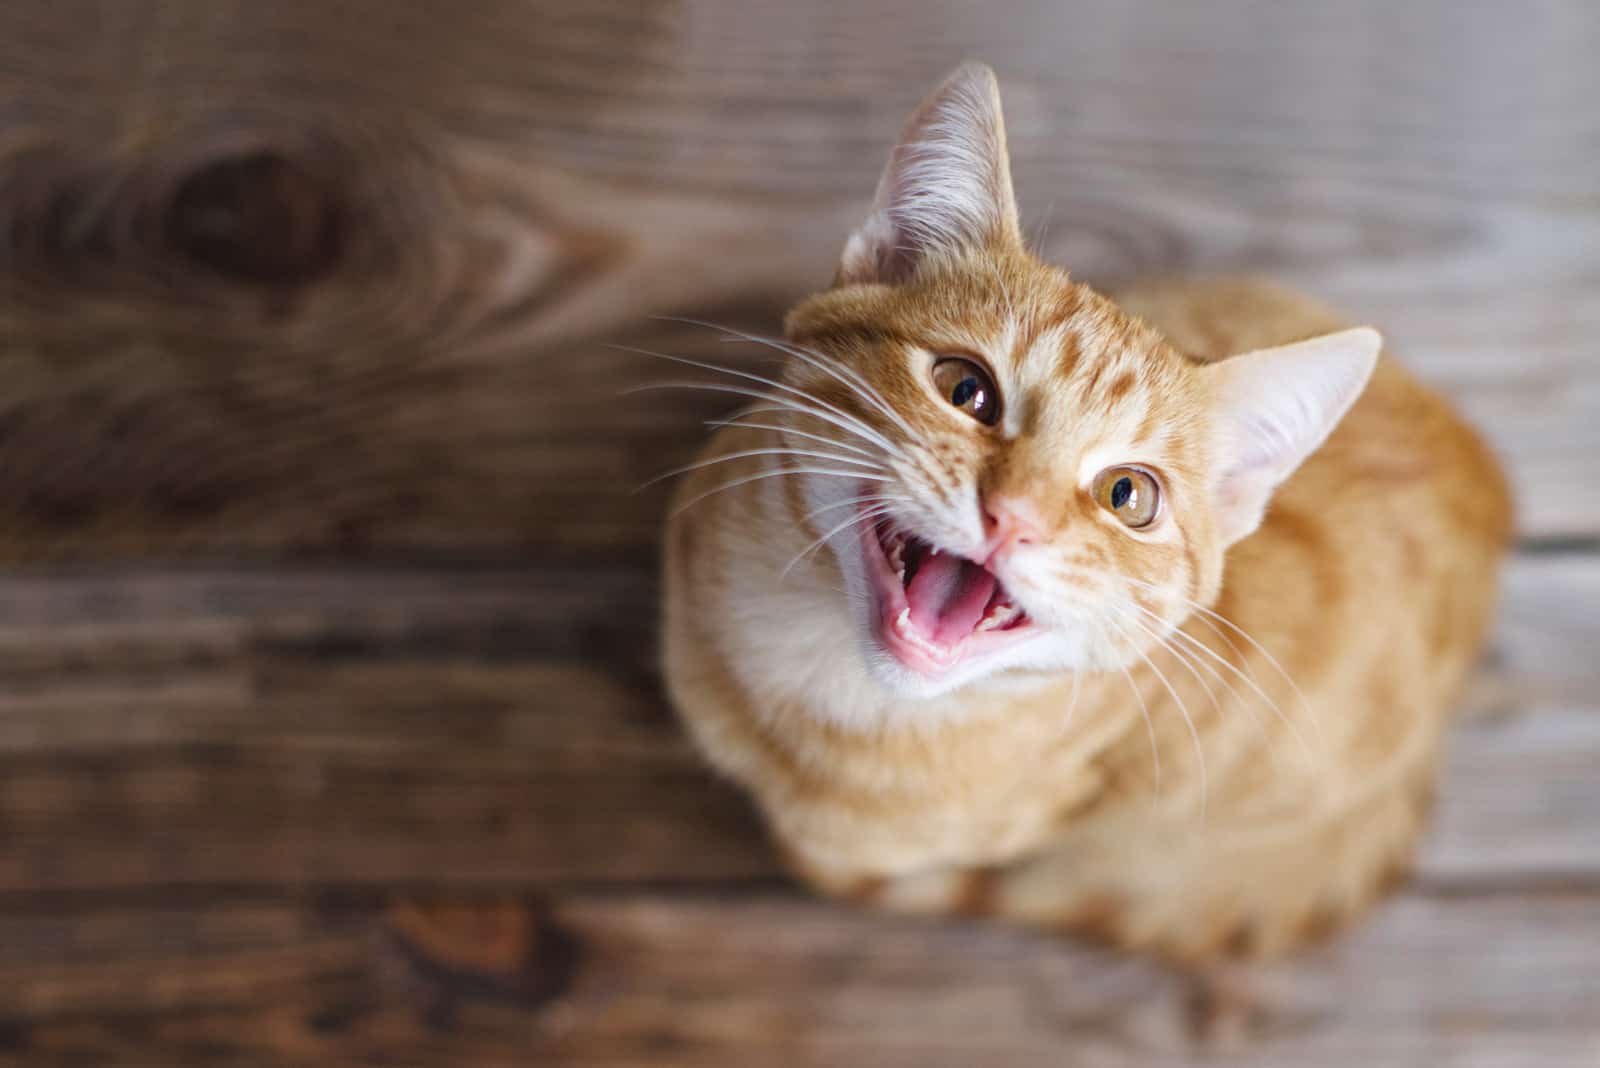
1093,466 -> 1162,529
931,358 -> 1000,425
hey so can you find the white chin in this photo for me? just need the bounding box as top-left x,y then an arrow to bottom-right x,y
857,630 -> 1046,699
861,649 -> 970,699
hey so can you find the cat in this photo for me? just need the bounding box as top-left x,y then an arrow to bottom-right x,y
660,63 -> 1511,960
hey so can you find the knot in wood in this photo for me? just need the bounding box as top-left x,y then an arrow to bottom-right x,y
166,152 -> 344,286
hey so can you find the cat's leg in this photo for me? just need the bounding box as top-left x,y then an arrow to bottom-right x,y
998,768 -> 1439,961
785,765 -> 1438,963
784,847 -> 1021,920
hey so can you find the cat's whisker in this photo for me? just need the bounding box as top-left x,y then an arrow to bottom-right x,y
1031,199 -> 1057,254
609,343 -> 898,454
1109,611 -> 1208,819
1100,570 -> 1325,756
626,381 -> 891,457
782,502 -> 901,579
1107,601 -> 1228,799
650,318 -> 866,399
670,464 -> 891,519
654,317 -> 910,440
1102,616 -> 1162,803
1084,586 -> 1232,714
665,318 -> 918,443
1046,560 -> 1305,769
710,419 -> 878,460
713,403 -> 902,463
1108,599 -> 1223,721
637,446 -> 884,493
1059,660 -> 1083,738
1114,594 -> 1299,772
709,404 -> 888,458
800,492 -> 914,526
1044,557 -> 1319,761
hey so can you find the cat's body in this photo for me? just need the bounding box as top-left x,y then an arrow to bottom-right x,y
661,67 -> 1510,960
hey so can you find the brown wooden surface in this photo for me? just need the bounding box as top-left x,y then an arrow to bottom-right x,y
0,556 -> 1592,897
0,555 -> 1597,1065
7,892 -> 1599,1067
3,1 -> 1599,1065
2,0 -> 1598,558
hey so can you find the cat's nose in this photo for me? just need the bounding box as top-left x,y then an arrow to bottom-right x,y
981,496 -> 1044,562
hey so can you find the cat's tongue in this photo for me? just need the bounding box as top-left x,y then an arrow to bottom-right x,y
905,550 -> 998,646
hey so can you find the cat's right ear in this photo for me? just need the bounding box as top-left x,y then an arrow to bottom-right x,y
837,62 -> 1023,286
1205,327 -> 1383,546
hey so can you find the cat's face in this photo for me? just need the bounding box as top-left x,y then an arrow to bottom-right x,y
770,65 -> 1379,699
783,256 -> 1223,696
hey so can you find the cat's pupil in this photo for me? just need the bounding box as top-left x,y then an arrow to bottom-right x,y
951,378 -> 980,408
1111,477 -> 1133,510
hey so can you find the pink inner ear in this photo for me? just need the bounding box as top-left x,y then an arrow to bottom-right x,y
836,63 -> 1020,286
1205,328 -> 1382,546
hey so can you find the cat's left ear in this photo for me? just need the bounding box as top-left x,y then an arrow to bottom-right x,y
1206,327 -> 1383,546
837,62 -> 1023,286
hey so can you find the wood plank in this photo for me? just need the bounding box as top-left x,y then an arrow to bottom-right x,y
1,1 -> 1595,561
0,553 -> 1593,895
1,889 -> 1596,1066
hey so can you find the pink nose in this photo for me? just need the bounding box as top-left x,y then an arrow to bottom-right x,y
981,496 -> 1044,561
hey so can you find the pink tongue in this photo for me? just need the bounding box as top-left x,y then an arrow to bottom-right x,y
904,550 -> 998,646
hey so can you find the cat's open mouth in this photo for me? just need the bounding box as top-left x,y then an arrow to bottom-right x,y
860,511 -> 1035,677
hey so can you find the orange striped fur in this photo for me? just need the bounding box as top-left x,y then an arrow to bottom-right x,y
661,65 -> 1511,960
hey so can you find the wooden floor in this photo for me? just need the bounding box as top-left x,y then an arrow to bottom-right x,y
2,556 -> 1599,1065
2,2 -> 1598,1065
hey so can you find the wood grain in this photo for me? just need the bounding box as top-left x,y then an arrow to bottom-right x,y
2,0 -> 1596,561
3,3 -> 1599,1064
3,889 -> 1596,1067
0,554 -> 1593,897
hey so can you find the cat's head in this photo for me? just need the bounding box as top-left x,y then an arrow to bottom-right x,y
778,64 -> 1380,699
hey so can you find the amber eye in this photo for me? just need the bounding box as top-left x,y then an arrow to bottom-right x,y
1092,466 -> 1162,529
931,358 -> 1000,426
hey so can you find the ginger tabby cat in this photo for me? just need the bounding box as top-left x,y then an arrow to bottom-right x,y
661,64 -> 1511,960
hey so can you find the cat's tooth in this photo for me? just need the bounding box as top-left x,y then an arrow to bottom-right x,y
895,607 -> 911,632
977,603 -> 1023,632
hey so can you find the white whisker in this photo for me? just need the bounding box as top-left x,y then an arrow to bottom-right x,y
711,419 -> 878,460
1107,572 -> 1318,754
1031,199 -> 1057,254
1114,612 -> 1207,819
1116,595 -> 1297,771
637,446 -> 881,492
1100,569 -> 1324,756
670,464 -> 890,519
1110,600 -> 1223,720
1103,616 -> 1161,803
609,343 -> 898,453
662,317 -> 917,442
1045,558 -> 1320,762
626,381 -> 890,457
1060,663 -> 1083,737
800,492 -> 913,525
782,502 -> 900,578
